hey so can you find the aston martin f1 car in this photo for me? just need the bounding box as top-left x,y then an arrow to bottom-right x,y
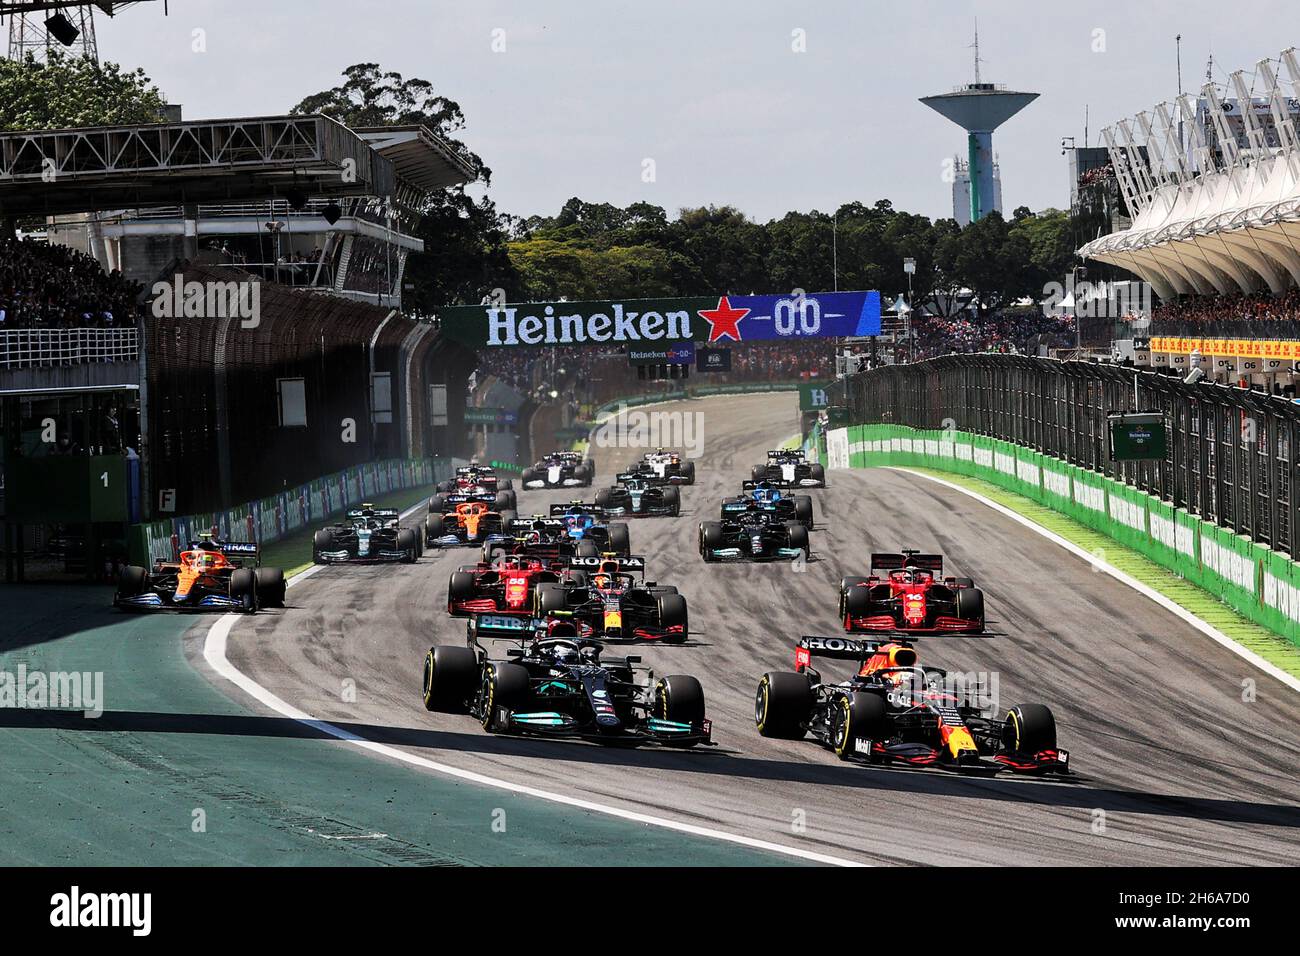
114,536 -> 286,613
839,550 -> 984,633
639,449 -> 695,485
437,465 -> 516,508
522,452 -> 594,489
699,510 -> 809,562
446,554 -> 581,617
754,635 -> 1069,773
426,499 -> 517,548
751,449 -> 826,488
533,555 -> 688,642
421,617 -> 711,746
548,502 -> 631,556
595,475 -> 680,517
313,506 -> 421,564
723,481 -> 814,530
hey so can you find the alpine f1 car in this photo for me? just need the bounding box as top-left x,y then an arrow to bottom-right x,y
548,502 -> 631,556
840,550 -> 984,634
754,635 -> 1069,774
699,510 -> 809,562
751,449 -> 826,488
426,499 -> 517,548
422,616 -> 711,746
522,452 -> 594,489
723,481 -> 814,530
533,555 -> 689,642
639,449 -> 695,485
446,553 -> 582,617
114,536 -> 286,613
312,505 -> 421,564
436,465 -> 516,508
595,475 -> 680,517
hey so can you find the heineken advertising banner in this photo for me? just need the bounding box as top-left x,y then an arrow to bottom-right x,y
438,290 -> 881,349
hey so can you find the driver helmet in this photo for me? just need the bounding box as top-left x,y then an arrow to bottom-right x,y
551,643 -> 578,665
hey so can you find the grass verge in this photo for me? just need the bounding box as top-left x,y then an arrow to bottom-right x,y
900,466 -> 1300,681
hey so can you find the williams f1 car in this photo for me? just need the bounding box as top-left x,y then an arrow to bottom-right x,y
426,499 -> 517,548
754,635 -> 1069,773
840,550 -> 984,633
313,505 -> 421,564
595,475 -> 680,517
723,481 -> 814,530
751,449 -> 825,488
114,536 -> 286,613
699,510 -> 809,562
421,616 -> 711,746
522,452 -> 594,489
533,555 -> 688,642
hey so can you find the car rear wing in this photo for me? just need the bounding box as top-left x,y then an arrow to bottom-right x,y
870,552 -> 943,574
347,508 -> 399,519
549,502 -> 604,518
508,517 -> 565,533
767,450 -> 803,459
740,480 -> 781,491
187,539 -> 260,566
567,554 -> 647,573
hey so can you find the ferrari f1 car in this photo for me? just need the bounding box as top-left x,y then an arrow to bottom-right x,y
639,449 -> 695,485
446,553 -> 583,617
595,475 -> 680,517
699,510 -> 809,562
313,505 -> 421,564
114,536 -> 286,613
421,616 -> 711,746
754,635 -> 1069,773
522,452 -> 594,489
751,449 -> 826,488
436,465 -> 516,508
840,550 -> 984,633
426,499 -> 517,548
533,555 -> 688,642
723,481 -> 814,530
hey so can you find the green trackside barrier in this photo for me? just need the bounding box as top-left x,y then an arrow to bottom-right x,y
836,422 -> 1300,650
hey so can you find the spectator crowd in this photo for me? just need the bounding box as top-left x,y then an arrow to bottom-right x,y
913,309 -> 1075,359
0,237 -> 142,330
1151,289 -> 1300,331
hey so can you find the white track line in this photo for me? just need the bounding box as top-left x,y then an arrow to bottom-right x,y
201,496 -> 860,867
890,467 -> 1300,694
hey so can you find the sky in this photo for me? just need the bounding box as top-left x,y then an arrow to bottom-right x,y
88,0 -> 1300,223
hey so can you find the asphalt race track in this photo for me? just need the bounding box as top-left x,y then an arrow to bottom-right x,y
214,393 -> 1300,865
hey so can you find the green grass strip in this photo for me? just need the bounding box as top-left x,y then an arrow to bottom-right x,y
900,466 -> 1300,680
260,484 -> 439,579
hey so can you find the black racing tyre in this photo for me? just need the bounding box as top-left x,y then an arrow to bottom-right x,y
1003,703 -> 1057,754
699,521 -> 724,560
608,523 -> 630,556
228,568 -> 258,612
575,538 -> 600,559
425,514 -> 445,545
832,691 -> 887,760
843,584 -> 872,619
422,645 -> 478,713
810,463 -> 826,484
480,661 -> 530,731
656,593 -> 688,642
397,528 -> 419,563
683,461 -> 696,484
312,530 -> 334,563
751,464 -> 766,482
650,584 -> 678,596
563,570 -> 588,588
116,564 -> 147,599
839,576 -> 869,615
595,488 -> 613,510
497,509 -> 517,530
953,576 -> 975,589
793,495 -> 814,528
447,570 -> 477,612
253,567 -> 286,607
494,490 -> 516,512
428,494 -> 446,515
785,521 -> 809,556
437,480 -> 454,494
956,587 -> 985,629
522,468 -> 537,485
663,486 -> 680,515
575,464 -> 591,485
655,674 -> 705,741
754,672 -> 812,739
534,582 -> 569,616
497,478 -> 513,492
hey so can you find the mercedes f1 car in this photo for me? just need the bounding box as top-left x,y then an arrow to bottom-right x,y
114,536 -> 286,613
421,616 -> 711,746
723,481 -> 814,530
699,510 -> 809,562
426,499 -> 517,548
754,635 -> 1069,774
446,553 -> 582,617
595,475 -> 680,517
313,505 -> 420,564
751,449 -> 826,488
522,452 -> 594,489
840,550 -> 984,633
639,449 -> 695,485
437,465 -> 516,508
533,555 -> 689,642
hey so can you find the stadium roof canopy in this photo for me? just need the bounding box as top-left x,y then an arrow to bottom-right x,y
0,114 -> 470,219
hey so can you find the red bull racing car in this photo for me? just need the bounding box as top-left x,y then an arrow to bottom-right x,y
840,550 -> 984,634
754,635 -> 1069,774
533,554 -> 688,642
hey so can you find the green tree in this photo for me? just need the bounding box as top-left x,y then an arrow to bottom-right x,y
0,50 -> 166,131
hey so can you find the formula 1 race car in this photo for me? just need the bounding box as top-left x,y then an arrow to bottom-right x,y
533,555 -> 688,642
114,535 -> 286,613
428,487 -> 516,516
522,452 -> 594,489
312,505 -> 421,564
639,448 -> 695,485
839,550 -> 984,634
699,510 -> 809,562
422,617 -> 710,746
595,475 -> 680,517
446,554 -> 583,617
754,635 -> 1069,774
751,449 -> 826,488
548,502 -> 631,556
723,481 -> 814,530
426,499 -> 517,548
437,465 -> 516,507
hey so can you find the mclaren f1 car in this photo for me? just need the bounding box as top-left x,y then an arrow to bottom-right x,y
426,499 -> 517,548
114,536 -> 286,613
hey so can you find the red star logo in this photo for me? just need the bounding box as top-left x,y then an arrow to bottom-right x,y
698,296 -> 749,343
